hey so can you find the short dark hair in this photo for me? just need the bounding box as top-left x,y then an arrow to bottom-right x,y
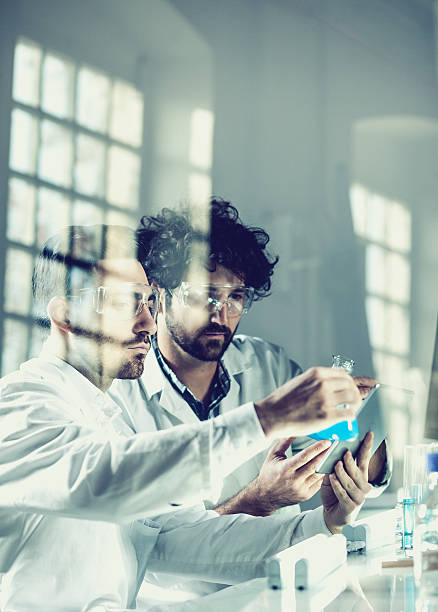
138,198 -> 279,301
32,224 -> 146,328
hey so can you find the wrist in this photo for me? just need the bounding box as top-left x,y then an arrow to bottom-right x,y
323,508 -> 343,534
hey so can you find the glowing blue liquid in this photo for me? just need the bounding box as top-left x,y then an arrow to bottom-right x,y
307,418 -> 360,442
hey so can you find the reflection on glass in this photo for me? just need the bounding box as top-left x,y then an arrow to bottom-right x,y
365,244 -> 386,296
190,108 -> 214,169
72,199 -> 104,226
12,39 -> 41,107
9,109 -> 38,174
110,80 -> 143,147
38,120 -> 73,187
74,134 -> 106,197
41,53 -> 74,119
76,67 -> 110,133
189,172 -> 212,205
7,177 -> 36,245
37,187 -> 70,246
1,318 -> 29,377
4,248 -> 33,315
106,146 -> 140,209
105,209 -> 135,229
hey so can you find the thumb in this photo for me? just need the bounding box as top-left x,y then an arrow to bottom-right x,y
268,436 -> 295,459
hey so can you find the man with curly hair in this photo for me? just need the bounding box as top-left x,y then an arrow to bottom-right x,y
108,199 -> 389,598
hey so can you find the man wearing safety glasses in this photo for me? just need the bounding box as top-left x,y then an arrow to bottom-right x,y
109,199 -> 389,598
0,223 -> 368,611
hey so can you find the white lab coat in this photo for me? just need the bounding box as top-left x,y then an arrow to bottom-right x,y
0,349 -> 280,611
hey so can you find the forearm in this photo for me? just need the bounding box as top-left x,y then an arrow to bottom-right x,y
214,480 -> 273,517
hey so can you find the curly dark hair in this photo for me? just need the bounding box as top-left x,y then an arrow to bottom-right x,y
137,198 -> 279,301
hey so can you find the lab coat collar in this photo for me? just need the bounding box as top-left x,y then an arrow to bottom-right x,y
36,347 -> 125,425
222,335 -> 256,376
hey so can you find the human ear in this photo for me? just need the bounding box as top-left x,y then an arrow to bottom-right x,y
47,296 -> 71,333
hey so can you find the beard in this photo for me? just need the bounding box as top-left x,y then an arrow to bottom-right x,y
165,314 -> 235,362
70,324 -> 149,380
116,353 -> 146,379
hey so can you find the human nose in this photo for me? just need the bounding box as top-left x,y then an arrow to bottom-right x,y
133,302 -> 157,336
209,300 -> 229,324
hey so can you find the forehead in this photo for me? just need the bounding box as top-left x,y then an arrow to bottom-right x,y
96,259 -> 149,287
206,264 -> 244,286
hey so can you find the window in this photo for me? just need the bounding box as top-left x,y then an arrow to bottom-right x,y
188,108 -> 214,205
2,37 -> 144,375
351,183 -> 412,458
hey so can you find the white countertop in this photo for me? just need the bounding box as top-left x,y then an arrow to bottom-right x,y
141,543 -> 429,612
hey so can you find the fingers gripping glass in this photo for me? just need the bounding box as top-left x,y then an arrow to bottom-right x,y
173,283 -> 254,318
70,283 -> 160,320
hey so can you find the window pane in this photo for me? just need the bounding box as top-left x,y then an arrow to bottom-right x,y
72,200 -> 104,226
30,322 -> 46,358
190,108 -> 214,170
12,40 -> 41,107
38,119 -> 73,187
1,318 -> 30,376
106,146 -> 140,209
109,80 -> 143,147
7,177 -> 36,245
76,67 -> 110,133
386,200 -> 411,253
387,252 -> 410,303
350,183 -> 368,238
365,244 -> 386,296
37,187 -> 70,245
4,248 -> 33,315
9,109 -> 38,174
105,209 -> 136,228
74,134 -> 106,197
366,296 -> 385,350
41,53 -> 74,119
365,193 -> 386,243
386,303 -> 410,355
189,172 -> 212,205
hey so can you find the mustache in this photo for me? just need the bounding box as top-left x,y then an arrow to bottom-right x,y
198,323 -> 231,337
70,325 -> 152,348
123,333 -> 151,347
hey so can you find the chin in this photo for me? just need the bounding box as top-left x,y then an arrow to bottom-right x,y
116,355 -> 145,380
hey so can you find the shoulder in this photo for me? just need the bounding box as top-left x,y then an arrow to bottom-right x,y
226,334 -> 302,377
0,359 -> 61,397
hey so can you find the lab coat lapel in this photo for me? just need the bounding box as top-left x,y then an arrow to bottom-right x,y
141,345 -> 200,425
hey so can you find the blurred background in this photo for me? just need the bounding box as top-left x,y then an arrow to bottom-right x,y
0,0 -> 437,488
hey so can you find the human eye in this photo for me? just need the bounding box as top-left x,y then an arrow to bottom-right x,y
185,287 -> 208,308
229,290 -> 245,303
147,292 -> 159,315
109,292 -> 136,316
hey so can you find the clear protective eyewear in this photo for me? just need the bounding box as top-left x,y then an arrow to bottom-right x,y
71,283 -> 160,321
173,282 -> 254,318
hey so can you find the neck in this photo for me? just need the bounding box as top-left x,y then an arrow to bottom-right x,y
45,333 -> 114,393
157,333 -> 218,402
